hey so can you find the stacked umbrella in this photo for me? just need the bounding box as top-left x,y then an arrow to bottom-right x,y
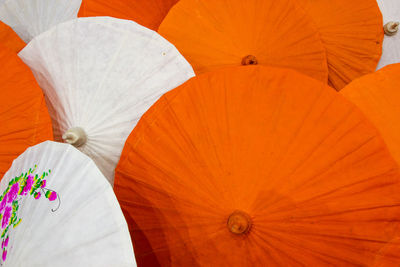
0,0 -> 400,266
18,16 -> 194,184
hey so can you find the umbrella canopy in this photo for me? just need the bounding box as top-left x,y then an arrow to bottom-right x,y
18,17 -> 194,184
0,0 -> 82,43
0,21 -> 24,52
373,236 -> 400,266
115,66 -> 400,266
0,44 -> 52,179
376,0 -> 400,70
341,63 -> 400,165
0,141 -> 136,266
78,0 -> 178,31
158,0 -> 328,82
297,0 -> 383,90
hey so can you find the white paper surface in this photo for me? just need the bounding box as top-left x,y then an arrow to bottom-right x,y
0,141 -> 136,267
18,17 -> 195,184
0,0 -> 82,43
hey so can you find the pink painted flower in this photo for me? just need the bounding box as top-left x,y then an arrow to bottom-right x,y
21,175 -> 34,196
2,249 -> 6,261
7,183 -> 19,203
48,191 -> 57,201
1,206 -> 11,229
41,180 -> 46,188
34,192 -> 41,200
1,237 -> 8,249
0,196 -> 6,213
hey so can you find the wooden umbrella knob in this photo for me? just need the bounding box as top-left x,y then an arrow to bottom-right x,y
241,55 -> 258,66
384,22 -> 399,36
227,211 -> 252,235
62,127 -> 87,147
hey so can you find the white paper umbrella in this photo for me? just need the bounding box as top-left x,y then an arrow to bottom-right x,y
377,0 -> 400,69
0,0 -> 81,43
18,17 -> 195,184
0,141 -> 136,266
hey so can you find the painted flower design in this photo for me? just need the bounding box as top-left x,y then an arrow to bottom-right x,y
0,197 -> 6,214
20,175 -> 33,196
1,207 -> 11,229
7,184 -> 19,204
45,191 -> 57,201
1,237 -> 8,249
34,192 -> 41,200
0,165 -> 60,263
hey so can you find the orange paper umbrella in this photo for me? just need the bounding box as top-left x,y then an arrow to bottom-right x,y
373,236 -> 400,266
78,0 -> 178,30
0,44 -> 53,177
341,63 -> 400,165
158,0 -> 328,82
115,66 -> 400,266
297,0 -> 384,90
0,21 -> 25,53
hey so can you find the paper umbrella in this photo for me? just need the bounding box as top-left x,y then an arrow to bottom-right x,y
0,0 -> 82,43
158,0 -> 328,82
373,236 -> 400,266
18,17 -> 195,184
297,0 -> 383,90
376,0 -> 400,69
115,66 -> 400,266
78,0 -> 178,31
0,21 -> 24,53
341,63 -> 400,165
0,44 -> 52,178
0,141 -> 136,266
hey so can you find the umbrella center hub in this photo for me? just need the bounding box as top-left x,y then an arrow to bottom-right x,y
227,210 -> 251,235
241,55 -> 258,66
62,127 -> 87,147
384,21 -> 399,36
